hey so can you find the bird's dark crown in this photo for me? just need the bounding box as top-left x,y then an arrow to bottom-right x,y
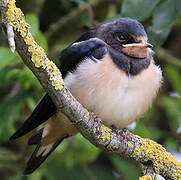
97,18 -> 147,39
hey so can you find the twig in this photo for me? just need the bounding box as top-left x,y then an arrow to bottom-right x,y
139,162 -> 155,180
156,48 -> 181,68
1,1 -> 181,179
0,0 -> 15,52
86,4 -> 96,29
4,83 -> 21,99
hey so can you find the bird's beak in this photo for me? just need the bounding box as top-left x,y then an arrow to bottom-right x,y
122,42 -> 152,58
122,42 -> 153,48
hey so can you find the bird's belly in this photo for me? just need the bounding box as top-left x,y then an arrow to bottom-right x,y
90,86 -> 151,128
69,81 -> 151,128
64,57 -> 162,128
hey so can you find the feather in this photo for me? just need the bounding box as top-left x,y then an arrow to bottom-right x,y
28,128 -> 43,145
24,135 -> 68,175
9,94 -> 56,140
10,36 -> 106,141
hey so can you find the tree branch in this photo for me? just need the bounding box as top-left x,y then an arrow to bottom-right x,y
1,0 -> 181,179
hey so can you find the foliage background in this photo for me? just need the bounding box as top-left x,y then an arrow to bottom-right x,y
0,0 -> 181,179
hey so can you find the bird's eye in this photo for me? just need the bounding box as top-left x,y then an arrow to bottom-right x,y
116,33 -> 134,45
117,33 -> 128,43
117,35 -> 126,41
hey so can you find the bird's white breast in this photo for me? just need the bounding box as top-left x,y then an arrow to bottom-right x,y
64,54 -> 162,128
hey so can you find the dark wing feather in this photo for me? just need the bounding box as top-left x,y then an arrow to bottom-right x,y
9,94 -> 56,140
10,31 -> 103,140
28,128 -> 43,145
60,31 -> 94,78
24,136 -> 67,175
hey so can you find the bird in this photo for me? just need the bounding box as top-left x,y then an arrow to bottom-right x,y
10,17 -> 162,174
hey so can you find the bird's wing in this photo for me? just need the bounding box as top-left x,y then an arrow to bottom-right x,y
9,34 -> 107,140
23,135 -> 67,175
28,128 -> 43,145
9,94 -> 56,140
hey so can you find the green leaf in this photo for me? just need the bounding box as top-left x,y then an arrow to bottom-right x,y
0,92 -> 28,141
42,163 -> 115,180
110,155 -> 140,180
89,165 -> 116,180
135,121 -> 150,138
147,26 -> 170,48
7,173 -> 26,180
146,127 -> 164,141
26,97 -> 36,111
0,47 -> 16,70
153,0 -> 181,30
0,68 -> 19,84
147,0 -> 181,48
165,65 -> 181,95
25,13 -> 39,36
27,170 -> 43,180
18,68 -> 40,90
121,0 -> 160,21
72,134 -> 100,163
70,0 -> 85,4
164,138 -> 179,150
160,96 -> 180,131
45,134 -> 100,170
80,11 -> 90,27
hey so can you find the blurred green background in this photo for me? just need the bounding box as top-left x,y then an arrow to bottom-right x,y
0,0 -> 181,179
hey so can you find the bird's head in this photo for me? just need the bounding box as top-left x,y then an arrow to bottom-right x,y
96,18 -> 152,59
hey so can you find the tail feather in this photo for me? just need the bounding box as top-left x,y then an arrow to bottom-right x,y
9,94 -> 56,140
24,136 -> 67,175
28,129 -> 43,145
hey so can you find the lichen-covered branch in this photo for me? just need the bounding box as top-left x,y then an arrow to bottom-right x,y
1,0 -> 181,179
0,0 -> 15,52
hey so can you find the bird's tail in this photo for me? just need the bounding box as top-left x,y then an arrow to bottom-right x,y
27,128 -> 43,145
24,134 -> 68,175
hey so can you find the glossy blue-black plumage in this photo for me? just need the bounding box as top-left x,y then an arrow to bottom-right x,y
60,38 -> 106,78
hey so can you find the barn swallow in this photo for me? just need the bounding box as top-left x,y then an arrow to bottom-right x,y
10,18 -> 162,174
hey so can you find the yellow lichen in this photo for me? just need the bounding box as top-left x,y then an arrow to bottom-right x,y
6,0 -> 64,91
132,137 -> 181,178
127,141 -> 131,148
83,108 -> 90,118
100,125 -> 111,141
139,175 -> 152,180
